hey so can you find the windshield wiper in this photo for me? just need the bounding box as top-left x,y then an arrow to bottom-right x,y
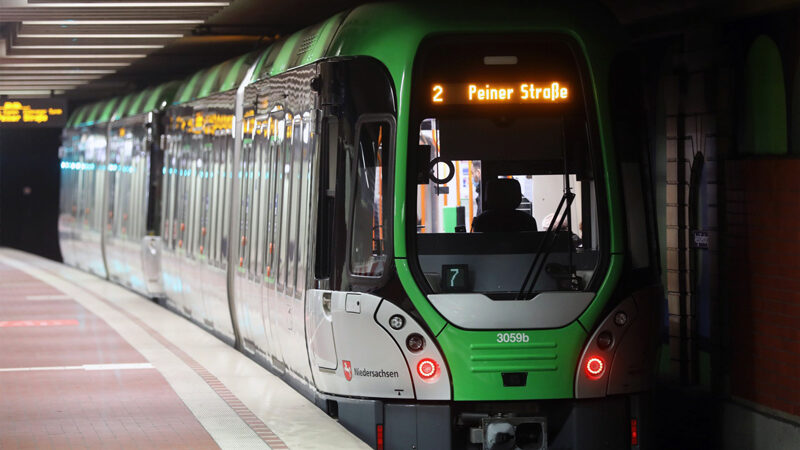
516,191 -> 575,300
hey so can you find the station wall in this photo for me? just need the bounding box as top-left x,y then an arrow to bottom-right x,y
633,6 -> 800,448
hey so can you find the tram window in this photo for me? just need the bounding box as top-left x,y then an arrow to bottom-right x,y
265,129 -> 281,283
350,120 -> 391,277
251,139 -> 262,276
256,137 -> 270,280
250,137 -> 263,277
240,140 -> 251,270
413,116 -> 600,297
275,119 -> 291,291
315,117 -> 338,280
196,140 -> 214,263
220,137 -> 230,263
295,116 -> 315,298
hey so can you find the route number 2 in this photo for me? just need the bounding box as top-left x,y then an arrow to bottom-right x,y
432,85 -> 444,103
497,332 -> 530,343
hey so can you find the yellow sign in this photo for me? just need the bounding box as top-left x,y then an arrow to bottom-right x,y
431,82 -> 569,105
0,100 -> 67,127
173,111 -> 234,135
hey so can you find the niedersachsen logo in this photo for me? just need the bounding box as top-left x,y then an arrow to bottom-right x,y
353,367 -> 400,378
342,360 -> 400,381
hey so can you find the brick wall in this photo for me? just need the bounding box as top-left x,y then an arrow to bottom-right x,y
725,159 -> 800,417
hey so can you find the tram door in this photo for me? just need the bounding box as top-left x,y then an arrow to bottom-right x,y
305,59 -> 397,378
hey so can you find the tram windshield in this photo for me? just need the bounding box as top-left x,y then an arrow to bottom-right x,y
411,36 -> 603,299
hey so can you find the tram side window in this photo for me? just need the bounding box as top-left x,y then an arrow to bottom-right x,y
294,116 -> 315,298
314,117 -> 338,280
350,120 -> 390,277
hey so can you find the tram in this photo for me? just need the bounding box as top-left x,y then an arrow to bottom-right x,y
59,2 -> 662,448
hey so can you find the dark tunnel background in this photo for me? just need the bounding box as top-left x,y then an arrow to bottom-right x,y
0,128 -> 62,261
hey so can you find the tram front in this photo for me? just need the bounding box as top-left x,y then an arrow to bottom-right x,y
403,34 -> 657,449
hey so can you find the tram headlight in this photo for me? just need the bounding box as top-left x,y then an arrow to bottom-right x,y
389,314 -> 405,330
406,333 -> 425,352
597,331 -> 613,350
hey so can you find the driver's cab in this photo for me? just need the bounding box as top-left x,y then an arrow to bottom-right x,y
409,35 -> 605,301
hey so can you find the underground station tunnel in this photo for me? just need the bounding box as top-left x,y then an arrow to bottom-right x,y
0,0 -> 799,449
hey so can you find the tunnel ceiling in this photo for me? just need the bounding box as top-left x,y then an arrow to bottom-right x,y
0,0 -> 798,100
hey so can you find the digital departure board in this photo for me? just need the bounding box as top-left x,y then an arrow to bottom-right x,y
431,82 -> 569,105
0,99 -> 67,128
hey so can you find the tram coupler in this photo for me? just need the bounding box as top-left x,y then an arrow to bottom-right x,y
469,415 -> 548,450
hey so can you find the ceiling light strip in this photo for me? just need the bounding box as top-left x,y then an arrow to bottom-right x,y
0,90 -> 67,95
17,34 -> 183,38
0,70 -> 116,74
1,75 -> 102,80
22,20 -> 204,25
26,2 -> 229,7
1,63 -> 129,67
12,45 -> 164,49
2,54 -> 146,59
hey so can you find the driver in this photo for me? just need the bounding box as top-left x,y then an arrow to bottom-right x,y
471,178 -> 538,232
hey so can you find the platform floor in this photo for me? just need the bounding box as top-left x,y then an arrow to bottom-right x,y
0,249 -> 368,449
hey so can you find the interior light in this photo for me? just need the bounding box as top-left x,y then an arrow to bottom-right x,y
417,358 -> 440,382
585,356 -> 605,378
483,55 -> 518,65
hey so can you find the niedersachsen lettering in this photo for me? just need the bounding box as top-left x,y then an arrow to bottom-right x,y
353,367 -> 400,378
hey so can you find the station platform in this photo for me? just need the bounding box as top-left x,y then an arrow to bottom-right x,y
0,249 -> 368,449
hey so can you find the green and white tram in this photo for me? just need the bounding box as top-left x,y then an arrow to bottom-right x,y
60,2 -> 662,448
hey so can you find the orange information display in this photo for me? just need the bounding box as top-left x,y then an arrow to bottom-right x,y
0,99 -> 67,127
431,81 -> 569,105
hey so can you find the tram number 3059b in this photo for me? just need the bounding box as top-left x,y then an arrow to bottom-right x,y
497,332 -> 531,343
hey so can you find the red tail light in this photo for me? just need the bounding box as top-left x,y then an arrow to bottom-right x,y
631,418 -> 638,445
417,358 -> 440,382
376,424 -> 384,450
585,356 -> 605,378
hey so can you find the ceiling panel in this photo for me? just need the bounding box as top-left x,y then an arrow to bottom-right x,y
0,0 -> 233,98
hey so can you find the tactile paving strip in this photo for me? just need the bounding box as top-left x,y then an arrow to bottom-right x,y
94,294 -> 290,449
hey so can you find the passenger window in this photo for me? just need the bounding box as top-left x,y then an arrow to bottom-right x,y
350,120 -> 391,277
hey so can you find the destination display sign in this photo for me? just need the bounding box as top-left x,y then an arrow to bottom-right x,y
0,99 -> 67,128
431,81 -> 569,105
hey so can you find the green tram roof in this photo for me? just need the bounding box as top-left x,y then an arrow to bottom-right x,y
174,51 -> 260,104
65,104 -> 87,128
114,81 -> 180,120
250,12 -> 345,83
66,98 -> 115,128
